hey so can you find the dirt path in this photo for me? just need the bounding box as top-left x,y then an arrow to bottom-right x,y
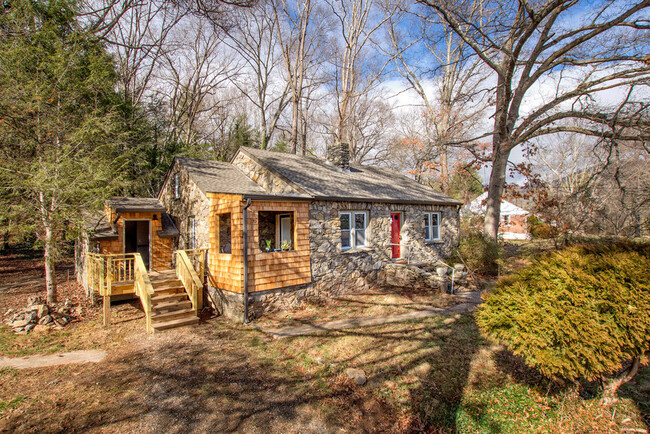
0,350 -> 106,369
263,291 -> 483,339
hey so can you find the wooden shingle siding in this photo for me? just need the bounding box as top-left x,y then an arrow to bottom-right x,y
247,200 -> 311,292
96,208 -> 174,271
207,194 -> 244,293
206,195 -> 311,294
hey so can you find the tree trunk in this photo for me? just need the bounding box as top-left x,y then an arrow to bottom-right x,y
484,148 -> 509,241
601,356 -> 642,406
290,95 -> 299,153
44,223 -> 57,304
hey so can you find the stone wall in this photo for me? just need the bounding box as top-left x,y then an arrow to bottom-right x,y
159,161 -> 211,251
306,200 -> 459,299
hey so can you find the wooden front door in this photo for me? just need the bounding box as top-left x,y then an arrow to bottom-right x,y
125,220 -> 150,270
391,213 -> 401,259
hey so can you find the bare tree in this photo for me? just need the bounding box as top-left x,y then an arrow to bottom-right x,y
419,0 -> 650,240
325,0 -> 396,161
386,0 -> 490,193
222,4 -> 290,149
273,0 -> 331,155
103,1 -> 184,108
156,18 -> 238,150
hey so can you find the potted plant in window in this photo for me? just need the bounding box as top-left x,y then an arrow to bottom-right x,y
264,239 -> 272,252
280,240 -> 291,251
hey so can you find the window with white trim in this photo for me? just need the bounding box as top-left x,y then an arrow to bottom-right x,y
340,211 -> 368,250
424,212 -> 441,241
501,214 -> 510,226
174,173 -> 180,199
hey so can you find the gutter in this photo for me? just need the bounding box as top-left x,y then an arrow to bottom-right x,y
242,197 -> 252,323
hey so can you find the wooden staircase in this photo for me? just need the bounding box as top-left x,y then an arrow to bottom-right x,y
149,271 -> 199,331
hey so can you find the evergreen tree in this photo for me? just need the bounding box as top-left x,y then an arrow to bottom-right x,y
0,0 -> 125,303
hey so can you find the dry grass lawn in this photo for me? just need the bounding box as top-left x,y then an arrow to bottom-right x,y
1,246 -> 649,433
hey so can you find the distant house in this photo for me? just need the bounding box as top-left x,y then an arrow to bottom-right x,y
80,144 -> 461,328
465,192 -> 530,240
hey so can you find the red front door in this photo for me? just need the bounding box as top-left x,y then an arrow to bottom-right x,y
391,213 -> 401,259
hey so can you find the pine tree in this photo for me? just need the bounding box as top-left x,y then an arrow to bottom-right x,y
0,0 -> 125,303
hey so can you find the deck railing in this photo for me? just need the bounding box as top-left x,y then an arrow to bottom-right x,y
182,248 -> 207,279
175,249 -> 205,315
86,252 -> 153,332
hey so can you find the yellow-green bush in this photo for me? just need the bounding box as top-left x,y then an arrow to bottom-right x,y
476,242 -> 650,389
453,229 -> 501,275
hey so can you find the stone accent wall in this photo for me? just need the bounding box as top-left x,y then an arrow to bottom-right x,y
232,151 -> 305,195
306,200 -> 459,298
159,162 -> 211,251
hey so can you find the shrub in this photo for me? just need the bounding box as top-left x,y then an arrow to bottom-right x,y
453,229 -> 501,275
475,242 -> 650,402
527,215 -> 554,239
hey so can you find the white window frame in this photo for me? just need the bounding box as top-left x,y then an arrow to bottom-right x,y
501,214 -> 510,226
425,212 -> 441,241
340,211 -> 368,250
174,173 -> 180,199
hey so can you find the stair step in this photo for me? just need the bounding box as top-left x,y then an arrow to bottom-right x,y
151,279 -> 182,287
151,292 -> 186,304
152,299 -> 192,313
152,315 -> 199,331
153,285 -> 184,295
152,308 -> 196,323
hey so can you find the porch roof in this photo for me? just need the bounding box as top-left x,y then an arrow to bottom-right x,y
107,197 -> 166,213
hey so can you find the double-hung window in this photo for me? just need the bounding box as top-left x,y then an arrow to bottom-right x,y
340,212 -> 367,250
424,212 -> 441,241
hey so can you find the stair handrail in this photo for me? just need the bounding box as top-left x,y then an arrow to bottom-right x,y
175,250 -> 203,315
133,253 -> 155,333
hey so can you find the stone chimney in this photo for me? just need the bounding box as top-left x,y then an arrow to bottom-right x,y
327,142 -> 350,171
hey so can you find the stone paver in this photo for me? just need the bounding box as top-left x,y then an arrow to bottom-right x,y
263,291 -> 483,339
0,350 -> 106,369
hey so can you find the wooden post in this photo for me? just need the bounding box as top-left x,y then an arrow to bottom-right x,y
103,295 -> 111,326
104,257 -> 112,326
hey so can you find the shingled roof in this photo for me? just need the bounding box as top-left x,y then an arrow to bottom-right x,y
171,148 -> 460,206
239,147 -> 461,205
174,157 -> 303,197
107,197 -> 166,212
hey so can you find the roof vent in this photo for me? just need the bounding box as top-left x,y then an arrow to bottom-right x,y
327,142 -> 350,171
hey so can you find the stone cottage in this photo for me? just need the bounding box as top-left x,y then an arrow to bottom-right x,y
155,144 -> 462,320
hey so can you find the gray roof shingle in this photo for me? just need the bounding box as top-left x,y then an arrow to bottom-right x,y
240,147 -> 461,205
107,197 -> 166,212
176,157 -> 282,196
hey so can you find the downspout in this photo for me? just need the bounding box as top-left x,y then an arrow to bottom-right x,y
242,197 -> 252,323
112,212 -> 121,233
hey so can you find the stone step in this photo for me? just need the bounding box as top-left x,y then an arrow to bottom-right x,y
152,299 -> 192,314
152,314 -> 199,331
152,308 -> 195,323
